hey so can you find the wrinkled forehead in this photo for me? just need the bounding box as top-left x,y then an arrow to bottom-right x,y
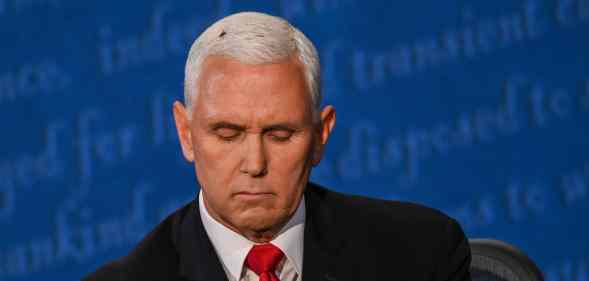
192,55 -> 314,126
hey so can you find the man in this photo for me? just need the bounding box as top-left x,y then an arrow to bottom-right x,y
84,11 -> 471,281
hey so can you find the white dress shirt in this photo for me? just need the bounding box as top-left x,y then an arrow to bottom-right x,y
198,191 -> 305,281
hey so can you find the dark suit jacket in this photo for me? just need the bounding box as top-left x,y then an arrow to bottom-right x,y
83,182 -> 471,281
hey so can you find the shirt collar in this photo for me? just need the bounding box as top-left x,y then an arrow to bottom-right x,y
198,190 -> 305,280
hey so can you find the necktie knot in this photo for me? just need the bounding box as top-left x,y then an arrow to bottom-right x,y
245,243 -> 284,280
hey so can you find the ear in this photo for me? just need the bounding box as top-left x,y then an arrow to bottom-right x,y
311,105 -> 336,166
173,101 -> 195,162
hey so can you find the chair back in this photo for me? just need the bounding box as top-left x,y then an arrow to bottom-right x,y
469,239 -> 544,281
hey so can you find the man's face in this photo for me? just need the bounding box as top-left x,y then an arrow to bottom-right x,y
173,55 -> 335,241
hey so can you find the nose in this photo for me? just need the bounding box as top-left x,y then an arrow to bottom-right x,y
239,133 -> 268,177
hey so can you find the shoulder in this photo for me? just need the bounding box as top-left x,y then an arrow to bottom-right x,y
82,200 -> 194,281
306,182 -> 470,279
307,181 -> 467,256
307,181 -> 457,231
305,182 -> 470,280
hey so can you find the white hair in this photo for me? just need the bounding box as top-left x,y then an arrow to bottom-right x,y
183,11 -> 321,121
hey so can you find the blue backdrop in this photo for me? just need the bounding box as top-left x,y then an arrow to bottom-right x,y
1,0 -> 588,280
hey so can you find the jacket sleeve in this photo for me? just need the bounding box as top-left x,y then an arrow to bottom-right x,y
433,218 -> 472,281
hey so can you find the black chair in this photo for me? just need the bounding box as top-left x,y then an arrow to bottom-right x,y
469,239 -> 544,281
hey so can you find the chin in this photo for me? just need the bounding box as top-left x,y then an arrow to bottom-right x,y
236,209 -> 287,232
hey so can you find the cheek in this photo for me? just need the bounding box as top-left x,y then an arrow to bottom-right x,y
273,134 -> 314,165
191,134 -> 241,185
267,138 -> 314,185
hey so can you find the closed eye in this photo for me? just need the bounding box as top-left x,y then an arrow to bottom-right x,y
215,128 -> 241,141
267,129 -> 293,142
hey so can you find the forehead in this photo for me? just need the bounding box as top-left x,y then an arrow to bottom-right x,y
193,55 -> 313,126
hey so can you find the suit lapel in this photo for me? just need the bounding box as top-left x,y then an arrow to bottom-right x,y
302,183 -> 348,281
175,200 -> 229,281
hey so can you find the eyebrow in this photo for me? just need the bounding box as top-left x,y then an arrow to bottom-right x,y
208,121 -> 246,131
263,123 -> 298,132
207,121 -> 300,132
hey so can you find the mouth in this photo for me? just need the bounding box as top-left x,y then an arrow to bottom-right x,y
233,191 -> 274,199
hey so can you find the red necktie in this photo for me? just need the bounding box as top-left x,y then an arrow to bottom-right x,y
245,243 -> 284,281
